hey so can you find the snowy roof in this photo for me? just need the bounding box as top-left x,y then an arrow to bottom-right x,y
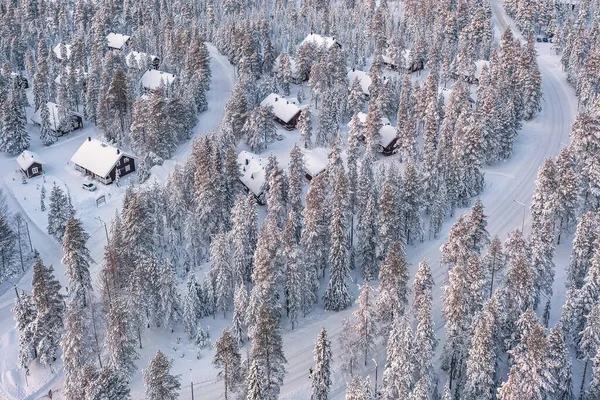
382,49 -> 412,68
53,43 -> 72,60
300,34 -> 340,49
348,112 -> 391,127
140,70 -> 176,90
126,51 -> 158,69
303,147 -> 329,178
474,60 -> 490,80
238,151 -> 266,197
17,150 -> 43,170
260,93 -> 303,124
71,138 -> 133,178
31,102 -> 71,131
348,70 -> 372,96
380,125 -> 397,148
273,54 -> 299,77
54,67 -> 88,85
106,33 -> 131,50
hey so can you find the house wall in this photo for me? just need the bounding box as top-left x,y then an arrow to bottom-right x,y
109,155 -> 136,182
24,162 -> 43,178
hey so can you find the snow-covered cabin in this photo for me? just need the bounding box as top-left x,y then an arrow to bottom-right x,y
71,137 -> 136,185
303,148 -> 329,181
347,113 -> 397,155
53,43 -> 72,60
17,150 -> 44,178
382,49 -> 424,73
260,93 -> 304,130
11,72 -> 29,88
273,54 -> 303,84
237,151 -> 266,204
31,102 -> 83,135
140,70 -> 176,91
300,33 -> 341,50
106,33 -> 131,50
348,69 -> 372,97
126,51 -> 160,70
473,60 -> 490,84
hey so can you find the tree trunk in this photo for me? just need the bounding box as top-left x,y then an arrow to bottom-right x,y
580,359 -> 589,400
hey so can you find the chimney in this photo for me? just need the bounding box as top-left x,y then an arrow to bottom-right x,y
275,97 -> 278,102
116,149 -> 120,155
88,136 -> 91,141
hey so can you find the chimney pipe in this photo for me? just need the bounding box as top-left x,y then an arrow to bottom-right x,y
88,136 -> 91,141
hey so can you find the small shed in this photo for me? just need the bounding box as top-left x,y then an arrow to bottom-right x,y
71,137 -> 136,184
300,34 -> 342,50
348,69 -> 372,97
260,93 -> 304,130
140,69 -> 176,91
237,151 -> 266,204
17,150 -> 44,178
31,102 -> 83,135
126,51 -> 160,70
106,33 -> 131,50
303,148 -> 329,181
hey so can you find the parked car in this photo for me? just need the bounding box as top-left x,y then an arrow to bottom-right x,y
82,182 -> 96,191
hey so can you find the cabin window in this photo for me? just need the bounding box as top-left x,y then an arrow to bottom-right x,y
116,159 -> 120,166
124,157 -> 129,163
125,165 -> 131,172
32,167 -> 38,174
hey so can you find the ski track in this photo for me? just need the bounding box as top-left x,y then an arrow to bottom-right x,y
0,3 -> 579,398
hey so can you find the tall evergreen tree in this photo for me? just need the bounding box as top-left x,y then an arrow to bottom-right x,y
144,350 -> 181,400
213,329 -> 242,400
62,217 -> 93,308
311,328 -> 333,400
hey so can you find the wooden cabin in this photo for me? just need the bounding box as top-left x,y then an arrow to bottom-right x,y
17,151 -> 44,178
71,137 -> 136,184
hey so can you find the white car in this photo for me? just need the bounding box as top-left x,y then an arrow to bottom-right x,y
82,182 -> 96,192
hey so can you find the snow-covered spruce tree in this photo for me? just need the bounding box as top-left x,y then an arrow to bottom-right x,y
38,98 -> 57,146
377,165 -> 402,264
62,217 -> 93,308
211,233 -> 234,317
47,184 -> 73,240
277,53 -> 292,96
86,366 -> 132,400
301,173 -> 329,304
555,148 -> 578,243
12,291 -> 36,368
356,194 -> 378,281
345,374 -> 373,400
220,83 -> 248,146
158,260 -> 181,331
323,169 -> 352,311
61,302 -> 97,399
100,68 -> 132,145
339,317 -> 359,377
376,242 -> 409,340
352,283 -> 377,366
288,144 -> 305,216
213,329 -> 242,400
298,107 -> 313,149
547,322 -> 574,400
380,317 -> 415,399
440,215 -> 472,269
568,213 -> 599,290
231,283 -> 248,347
144,350 -> 181,400
580,300 -> 600,391
589,347 -> 600,400
468,199 -> 490,254
230,193 -> 258,285
30,257 -> 64,365
284,234 -> 303,329
246,360 -> 264,400
311,327 -> 333,400
183,271 -> 201,338
497,309 -> 555,400
104,294 -> 138,379
0,80 -> 29,155
520,37 -> 543,121
0,212 -> 16,279
348,77 -> 366,116
483,235 -> 506,298
244,105 -> 277,153
401,162 -> 424,244
463,310 -> 496,400
412,260 -> 437,396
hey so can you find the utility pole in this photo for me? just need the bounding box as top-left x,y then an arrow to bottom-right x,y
24,220 -> 33,252
513,200 -> 526,233
96,216 -> 109,244
372,358 -> 378,397
190,369 -> 195,400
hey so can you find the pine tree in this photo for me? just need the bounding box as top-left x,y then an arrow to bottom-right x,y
345,374 -> 372,400
299,107 -> 313,148
547,323 -> 574,400
339,317 -> 360,377
183,271 -> 201,338
0,80 -> 29,155
158,260 -> 181,331
311,328 -> 333,400
211,233 -> 234,317
401,163 -> 424,244
356,194 -> 378,281
483,236 -> 506,298
12,291 -> 36,369
213,329 -> 242,400
104,295 -> 138,378
380,317 -> 414,399
246,360 -> 264,400
231,284 -> 248,347
589,346 -> 600,400
377,166 -> 402,262
86,366 -> 132,400
324,169 -> 352,311
376,242 -> 409,340
30,257 -> 64,365
62,217 -> 93,308
144,350 -> 181,400
47,184 -> 72,240
463,311 -> 496,400
568,214 -> 599,290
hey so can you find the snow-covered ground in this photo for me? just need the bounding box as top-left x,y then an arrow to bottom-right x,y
0,2 -> 582,398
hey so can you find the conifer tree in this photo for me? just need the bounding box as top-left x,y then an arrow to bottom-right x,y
104,295 -> 138,378
144,350 -> 181,400
183,271 -> 201,338
158,260 -> 181,331
547,323 -> 574,400
12,291 -> 36,369
30,257 -> 64,365
298,107 -> 313,149
62,217 -> 93,308
0,79 -> 29,155
339,317 -> 360,377
246,360 -> 264,400
311,328 -> 333,400
376,242 -> 409,340
47,184 -> 73,240
380,317 -> 414,399
356,194 -> 378,281
483,236 -> 506,298
231,284 -> 248,347
463,311 -> 496,400
213,329 -> 242,400
568,214 -> 599,290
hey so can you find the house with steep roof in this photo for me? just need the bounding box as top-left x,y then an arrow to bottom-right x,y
71,137 -> 136,184
17,151 -> 44,178
140,69 -> 176,91
237,151 -> 266,204
300,33 -> 341,50
260,93 -> 305,130
106,33 -> 131,50
31,102 -> 83,135
126,51 -> 160,70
